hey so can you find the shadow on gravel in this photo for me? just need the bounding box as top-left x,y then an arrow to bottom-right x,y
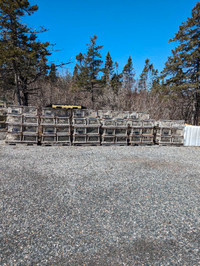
121,156 -> 188,172
42,239 -> 179,265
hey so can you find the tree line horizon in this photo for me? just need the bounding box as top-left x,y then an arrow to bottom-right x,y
0,1 -> 199,124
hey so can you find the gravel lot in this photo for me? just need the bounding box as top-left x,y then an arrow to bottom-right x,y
0,142 -> 200,265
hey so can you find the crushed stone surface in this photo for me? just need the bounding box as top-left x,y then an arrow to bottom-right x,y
0,143 -> 200,265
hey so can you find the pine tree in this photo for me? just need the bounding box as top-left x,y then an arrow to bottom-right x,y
102,51 -> 114,86
139,58 -> 158,90
110,61 -> 122,94
49,63 -> 57,83
72,52 -> 84,84
72,65 -> 79,84
123,56 -> 135,90
162,2 -> 200,124
74,35 -> 103,107
76,52 -> 84,66
0,0 -> 50,105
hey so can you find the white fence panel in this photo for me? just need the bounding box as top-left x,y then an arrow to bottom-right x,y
184,125 -> 200,146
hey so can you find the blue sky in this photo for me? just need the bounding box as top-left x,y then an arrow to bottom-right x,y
27,0 -> 198,77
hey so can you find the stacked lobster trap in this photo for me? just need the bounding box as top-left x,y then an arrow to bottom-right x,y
101,119 -> 129,145
101,118 -> 116,145
114,118 -> 129,145
0,102 -> 7,140
72,109 -> 100,145
155,120 -> 185,146
6,106 -> 39,144
129,119 -> 155,145
22,106 -> 39,144
99,110 -> 129,145
3,106 -> 186,147
141,120 -> 155,145
41,108 -> 71,145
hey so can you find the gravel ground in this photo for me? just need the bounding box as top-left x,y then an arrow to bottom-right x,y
0,142 -> 200,265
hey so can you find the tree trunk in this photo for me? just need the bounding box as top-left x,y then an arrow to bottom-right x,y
23,91 -> 29,106
13,61 -> 21,105
196,92 -> 200,125
91,82 -> 94,109
22,84 -> 29,106
15,74 -> 21,105
192,91 -> 199,125
196,62 -> 200,125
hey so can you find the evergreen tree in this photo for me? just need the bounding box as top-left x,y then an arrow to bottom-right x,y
72,52 -> 84,84
162,2 -> 200,124
102,51 -> 114,86
115,61 -> 119,75
74,35 -> 103,106
122,56 -> 135,90
72,65 -> 79,83
0,0 -> 50,105
49,63 -> 57,83
110,61 -> 122,94
76,52 -> 84,66
139,58 -> 158,90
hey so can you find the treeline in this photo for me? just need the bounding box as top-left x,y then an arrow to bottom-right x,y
0,1 -> 199,124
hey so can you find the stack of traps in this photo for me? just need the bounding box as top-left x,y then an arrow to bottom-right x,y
72,109 -> 100,145
41,108 -> 71,145
6,106 -> 39,145
101,118 -> 128,145
155,120 -> 184,145
0,102 -> 7,140
4,107 -> 185,146
129,120 -> 155,145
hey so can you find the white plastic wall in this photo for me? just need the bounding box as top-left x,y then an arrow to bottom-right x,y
184,125 -> 200,146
